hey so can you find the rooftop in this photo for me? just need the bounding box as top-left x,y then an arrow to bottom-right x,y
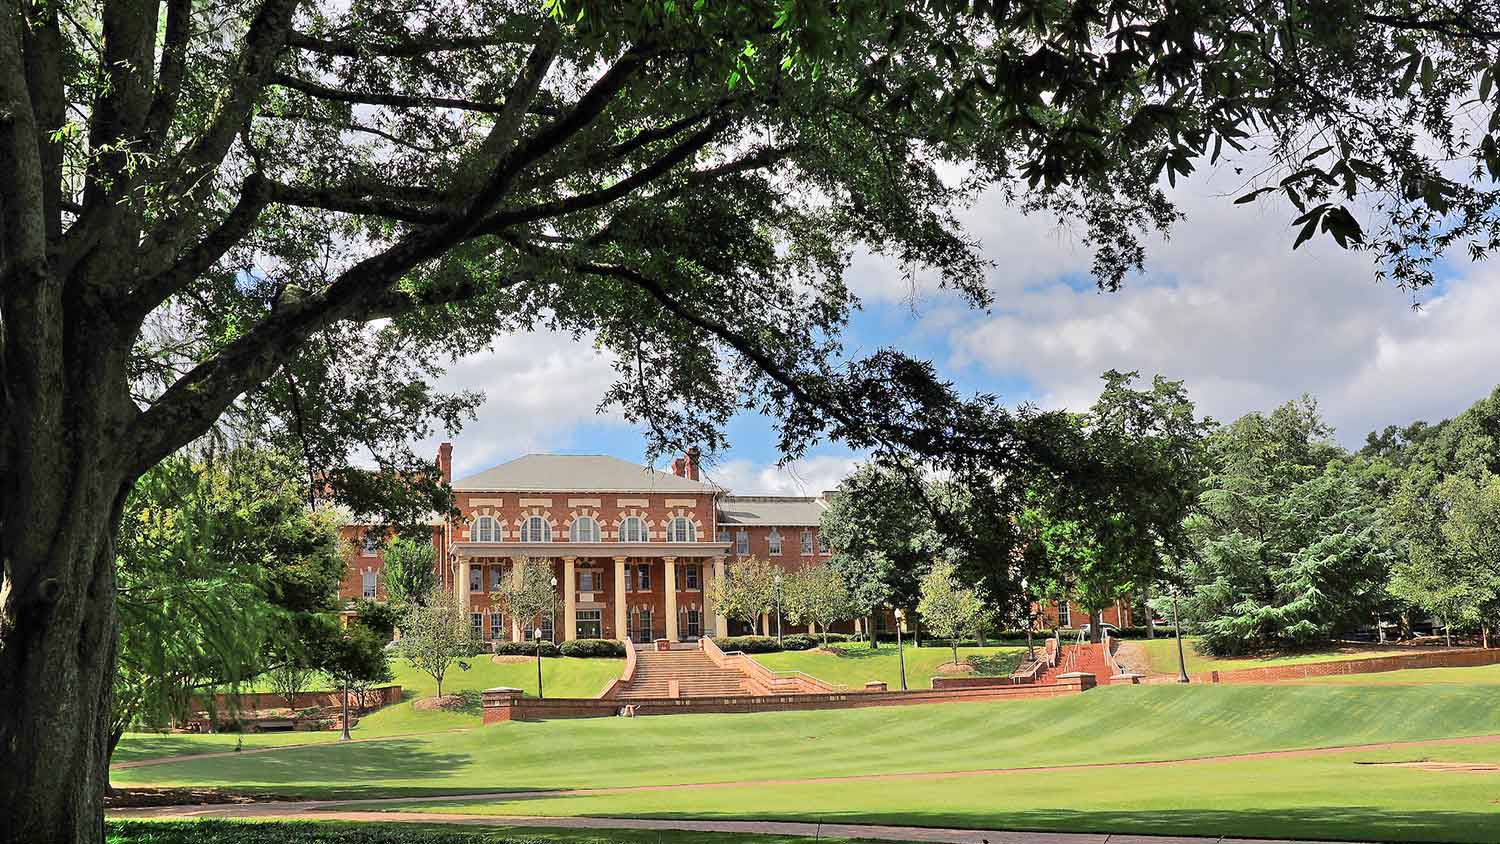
717,495 -> 827,526
452,454 -> 723,493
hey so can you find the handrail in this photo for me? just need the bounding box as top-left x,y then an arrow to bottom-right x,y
1058,629 -> 1083,675
703,637 -> 844,692
1102,628 -> 1124,677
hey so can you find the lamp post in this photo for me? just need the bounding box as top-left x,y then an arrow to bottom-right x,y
534,627 -> 546,698
550,576 -> 559,643
893,608 -> 908,691
1172,587 -> 1190,684
773,573 -> 783,647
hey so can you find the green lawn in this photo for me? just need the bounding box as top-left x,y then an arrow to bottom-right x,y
115,656 -> 622,764
106,820 -> 865,844
753,642 -> 1025,689
1291,662 -> 1500,685
395,741 -> 1500,843
1131,637 -> 1411,674
112,683 -> 1500,799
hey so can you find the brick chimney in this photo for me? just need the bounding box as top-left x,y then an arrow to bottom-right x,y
437,442 -> 453,485
686,446 -> 701,481
671,457 -> 686,478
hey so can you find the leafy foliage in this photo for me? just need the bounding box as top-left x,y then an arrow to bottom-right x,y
381,536 -> 438,613
398,586 -> 476,698
708,556 -> 780,634
499,557 -> 559,638
781,564 -> 854,646
916,559 -> 987,665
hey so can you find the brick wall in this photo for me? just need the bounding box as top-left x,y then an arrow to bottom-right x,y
194,684 -> 402,714
1137,647 -> 1500,685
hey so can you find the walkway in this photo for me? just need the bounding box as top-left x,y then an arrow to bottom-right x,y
105,809 -> 1356,844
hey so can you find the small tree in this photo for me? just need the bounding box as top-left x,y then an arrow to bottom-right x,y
317,603 -> 395,740
783,565 -> 854,648
398,586 -> 475,698
501,557 -> 559,641
263,645 -> 321,710
710,557 -> 780,637
382,536 -> 438,613
918,560 -> 986,666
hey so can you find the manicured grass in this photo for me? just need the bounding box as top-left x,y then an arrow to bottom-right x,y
115,657 -> 623,764
112,683 -> 1500,799
398,741 -> 1500,843
753,642 -> 1025,689
1291,663 -> 1500,685
1132,637 -> 1411,674
106,820 -> 862,844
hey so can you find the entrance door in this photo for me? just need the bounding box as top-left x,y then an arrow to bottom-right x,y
576,609 -> 602,639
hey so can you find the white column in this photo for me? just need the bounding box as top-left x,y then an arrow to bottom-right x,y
712,556 -> 727,637
664,557 -> 679,641
511,561 -> 523,641
563,557 -> 577,642
613,556 -> 628,642
457,560 -> 471,614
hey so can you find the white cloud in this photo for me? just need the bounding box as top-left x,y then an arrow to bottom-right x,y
705,454 -> 864,497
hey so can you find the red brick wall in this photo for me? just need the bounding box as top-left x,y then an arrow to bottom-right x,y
338,524 -> 445,605
195,684 -> 402,714
1036,599 -> 1134,629
1138,646 -> 1500,685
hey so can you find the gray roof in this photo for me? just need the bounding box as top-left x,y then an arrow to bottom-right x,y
453,454 -> 722,493
717,496 -> 826,527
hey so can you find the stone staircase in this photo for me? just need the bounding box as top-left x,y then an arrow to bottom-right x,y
611,647 -> 751,699
1034,640 -> 1114,685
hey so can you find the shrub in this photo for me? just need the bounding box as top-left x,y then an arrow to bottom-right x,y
560,638 -> 626,658
712,635 -> 783,653
491,641 -> 561,658
1113,626 -> 1178,639
779,634 -> 818,650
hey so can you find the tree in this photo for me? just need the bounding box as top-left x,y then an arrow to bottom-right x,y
10,1 -> 1500,837
1391,471 -> 1500,646
709,557 -> 779,637
917,560 -> 986,666
1178,400 -> 1393,655
501,557 -> 558,641
397,587 -> 475,699
317,600 -> 395,740
782,565 -> 853,647
263,646 -> 320,710
381,536 -> 438,613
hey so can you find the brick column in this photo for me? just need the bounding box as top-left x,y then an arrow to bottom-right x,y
712,555 -> 727,637
563,557 -> 577,641
664,557 -> 679,641
613,556 -> 628,642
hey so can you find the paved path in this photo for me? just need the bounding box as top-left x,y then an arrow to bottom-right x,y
107,808 -> 1356,844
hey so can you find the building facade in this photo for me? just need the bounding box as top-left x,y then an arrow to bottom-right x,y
341,443 -> 832,643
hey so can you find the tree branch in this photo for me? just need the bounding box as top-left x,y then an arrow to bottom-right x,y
270,72 -> 558,116
285,28 -> 534,57
143,0 -> 193,153
265,179 -> 451,224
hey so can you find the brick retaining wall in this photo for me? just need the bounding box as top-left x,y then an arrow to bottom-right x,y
194,684 -> 403,713
482,674 -> 1094,723
1138,647 -> 1500,685
930,675 -> 1019,689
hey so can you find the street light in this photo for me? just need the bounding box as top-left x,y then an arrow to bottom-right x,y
534,627 -> 546,699
893,608 -> 908,691
549,576 -> 559,644
773,573 -> 783,647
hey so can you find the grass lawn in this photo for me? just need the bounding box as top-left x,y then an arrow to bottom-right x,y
1131,637 -> 1411,674
395,741 -> 1500,843
106,820 -> 865,844
114,657 -> 623,765
1291,662 -> 1500,685
112,683 -> 1500,799
753,641 -> 1025,689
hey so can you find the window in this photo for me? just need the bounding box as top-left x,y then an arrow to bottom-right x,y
636,564 -> 651,591
1057,602 -> 1072,628
620,516 -> 649,543
576,609 -> 602,639
489,612 -> 504,641
818,533 -> 830,554
490,565 -> 504,592
470,612 -> 483,637
469,566 -> 482,593
540,614 -> 554,642
735,530 -> 749,556
360,532 -> 381,557
362,570 -> 377,599
521,516 -> 552,543
667,517 -> 696,543
684,608 -> 702,639
717,528 -> 729,544
685,564 -> 700,590
578,569 -> 598,592
472,516 -> 500,543
569,516 -> 600,542
768,530 -> 782,555
801,530 -> 814,555
634,608 -> 653,644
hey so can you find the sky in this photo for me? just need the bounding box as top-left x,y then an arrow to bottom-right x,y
416,164 -> 1500,496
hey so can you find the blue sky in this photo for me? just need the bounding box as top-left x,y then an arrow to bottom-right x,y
422,170 -> 1500,495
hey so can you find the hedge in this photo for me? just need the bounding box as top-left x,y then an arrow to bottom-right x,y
711,635 -> 784,653
491,640 -> 561,658
559,638 -> 626,658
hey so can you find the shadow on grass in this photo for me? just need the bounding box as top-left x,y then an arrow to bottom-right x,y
105,819 -> 839,844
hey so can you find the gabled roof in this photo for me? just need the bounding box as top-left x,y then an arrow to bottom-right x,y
453,454 -> 722,493
717,495 -> 826,527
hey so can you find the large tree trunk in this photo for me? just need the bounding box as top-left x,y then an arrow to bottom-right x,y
1089,610 -> 1103,643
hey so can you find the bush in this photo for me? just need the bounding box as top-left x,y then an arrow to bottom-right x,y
712,635 -> 783,653
1113,626 -> 1178,639
491,640 -> 561,658
779,634 -> 818,650
559,638 -> 626,658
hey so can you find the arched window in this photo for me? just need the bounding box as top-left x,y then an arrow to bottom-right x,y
521,515 -> 552,543
667,516 -> 696,543
619,516 -> 649,543
473,515 -> 500,543
570,516 -> 600,542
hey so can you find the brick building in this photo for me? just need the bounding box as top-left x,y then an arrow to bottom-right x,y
341,443 -> 833,643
